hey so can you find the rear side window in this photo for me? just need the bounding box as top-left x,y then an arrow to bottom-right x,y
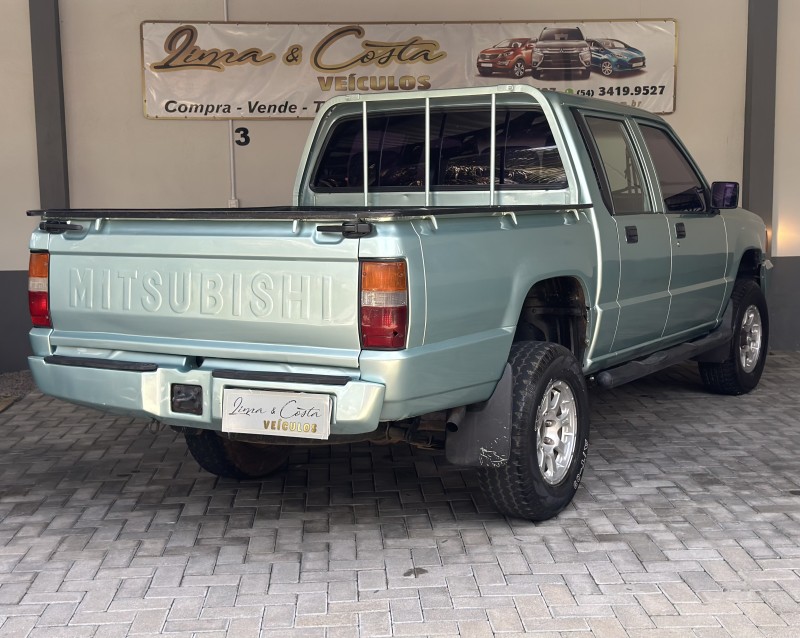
311,107 -> 567,191
584,116 -> 648,214
639,125 -> 708,212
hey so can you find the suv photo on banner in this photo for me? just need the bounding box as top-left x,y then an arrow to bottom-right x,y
141,19 -> 677,118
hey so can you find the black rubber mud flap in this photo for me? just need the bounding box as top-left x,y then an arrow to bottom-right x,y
445,364 -> 512,467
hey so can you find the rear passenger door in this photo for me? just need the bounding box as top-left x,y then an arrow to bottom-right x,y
580,113 -> 672,354
636,123 -> 728,338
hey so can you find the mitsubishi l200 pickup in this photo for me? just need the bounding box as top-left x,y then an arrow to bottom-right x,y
27,85 -> 770,521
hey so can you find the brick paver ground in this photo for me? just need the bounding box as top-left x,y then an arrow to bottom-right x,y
1,353 -> 799,637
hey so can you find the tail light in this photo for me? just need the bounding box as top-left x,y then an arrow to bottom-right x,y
29,252 -> 51,328
360,260 -> 408,349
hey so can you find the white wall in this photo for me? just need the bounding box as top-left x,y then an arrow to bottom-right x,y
773,0 -> 800,257
1,0 -> 39,271
54,0 -> 748,212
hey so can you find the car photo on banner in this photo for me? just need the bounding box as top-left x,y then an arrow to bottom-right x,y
530,26 -> 591,80
475,29 -> 647,81
476,38 -> 537,78
587,38 -> 647,76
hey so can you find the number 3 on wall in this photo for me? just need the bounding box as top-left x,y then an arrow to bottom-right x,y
234,127 -> 250,146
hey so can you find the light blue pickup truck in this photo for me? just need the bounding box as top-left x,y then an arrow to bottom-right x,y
27,86 -> 770,520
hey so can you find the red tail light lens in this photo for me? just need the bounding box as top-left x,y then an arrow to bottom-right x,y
29,252 -> 51,328
360,261 -> 408,349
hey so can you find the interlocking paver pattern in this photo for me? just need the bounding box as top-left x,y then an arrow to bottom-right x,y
1,353 -> 799,636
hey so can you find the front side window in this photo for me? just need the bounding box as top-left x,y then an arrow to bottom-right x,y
584,116 -> 648,214
312,106 -> 567,191
639,124 -> 707,212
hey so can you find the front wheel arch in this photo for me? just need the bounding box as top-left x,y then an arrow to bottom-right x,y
698,279 -> 769,395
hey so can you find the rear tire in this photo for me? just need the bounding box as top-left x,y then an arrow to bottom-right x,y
699,279 -> 769,395
184,429 -> 290,479
478,342 -> 590,521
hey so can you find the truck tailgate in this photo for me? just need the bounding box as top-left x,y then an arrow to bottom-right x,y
44,218 -> 361,367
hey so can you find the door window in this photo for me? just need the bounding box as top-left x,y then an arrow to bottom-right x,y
584,116 -> 649,214
639,124 -> 708,212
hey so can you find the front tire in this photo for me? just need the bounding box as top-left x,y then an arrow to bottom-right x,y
478,68 -> 493,76
184,429 -> 290,479
511,60 -> 526,78
478,342 -> 590,521
699,279 -> 769,395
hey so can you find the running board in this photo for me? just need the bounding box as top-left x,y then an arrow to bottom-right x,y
595,324 -> 732,389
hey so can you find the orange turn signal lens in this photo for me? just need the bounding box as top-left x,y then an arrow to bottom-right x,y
361,261 -> 407,292
29,252 -> 49,279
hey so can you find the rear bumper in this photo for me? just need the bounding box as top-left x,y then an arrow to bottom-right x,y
29,356 -> 385,435
29,327 -> 512,436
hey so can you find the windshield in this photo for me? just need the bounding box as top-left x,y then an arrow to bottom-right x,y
492,39 -> 527,48
598,39 -> 627,49
540,28 -> 583,41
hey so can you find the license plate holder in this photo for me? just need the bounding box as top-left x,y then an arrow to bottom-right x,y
222,389 -> 331,440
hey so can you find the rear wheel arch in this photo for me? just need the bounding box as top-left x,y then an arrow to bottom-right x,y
512,277 -> 590,364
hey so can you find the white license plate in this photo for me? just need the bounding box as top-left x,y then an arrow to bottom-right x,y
480,63 -> 492,67
222,389 -> 331,439
632,61 -> 643,67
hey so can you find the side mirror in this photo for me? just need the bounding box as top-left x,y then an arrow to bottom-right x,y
711,181 -> 739,209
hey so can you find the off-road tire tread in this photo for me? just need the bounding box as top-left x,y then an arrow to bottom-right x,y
699,279 -> 768,396
184,429 -> 289,480
477,342 -> 589,521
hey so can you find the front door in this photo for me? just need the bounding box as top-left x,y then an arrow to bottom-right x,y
637,123 -> 728,338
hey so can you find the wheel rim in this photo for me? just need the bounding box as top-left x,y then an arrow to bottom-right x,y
536,379 -> 578,485
513,61 -> 525,78
601,61 -> 613,75
739,304 -> 763,372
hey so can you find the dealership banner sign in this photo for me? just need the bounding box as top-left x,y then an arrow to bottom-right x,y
141,20 -> 676,119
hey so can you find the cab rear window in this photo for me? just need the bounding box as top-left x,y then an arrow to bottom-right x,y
311,107 -> 567,191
